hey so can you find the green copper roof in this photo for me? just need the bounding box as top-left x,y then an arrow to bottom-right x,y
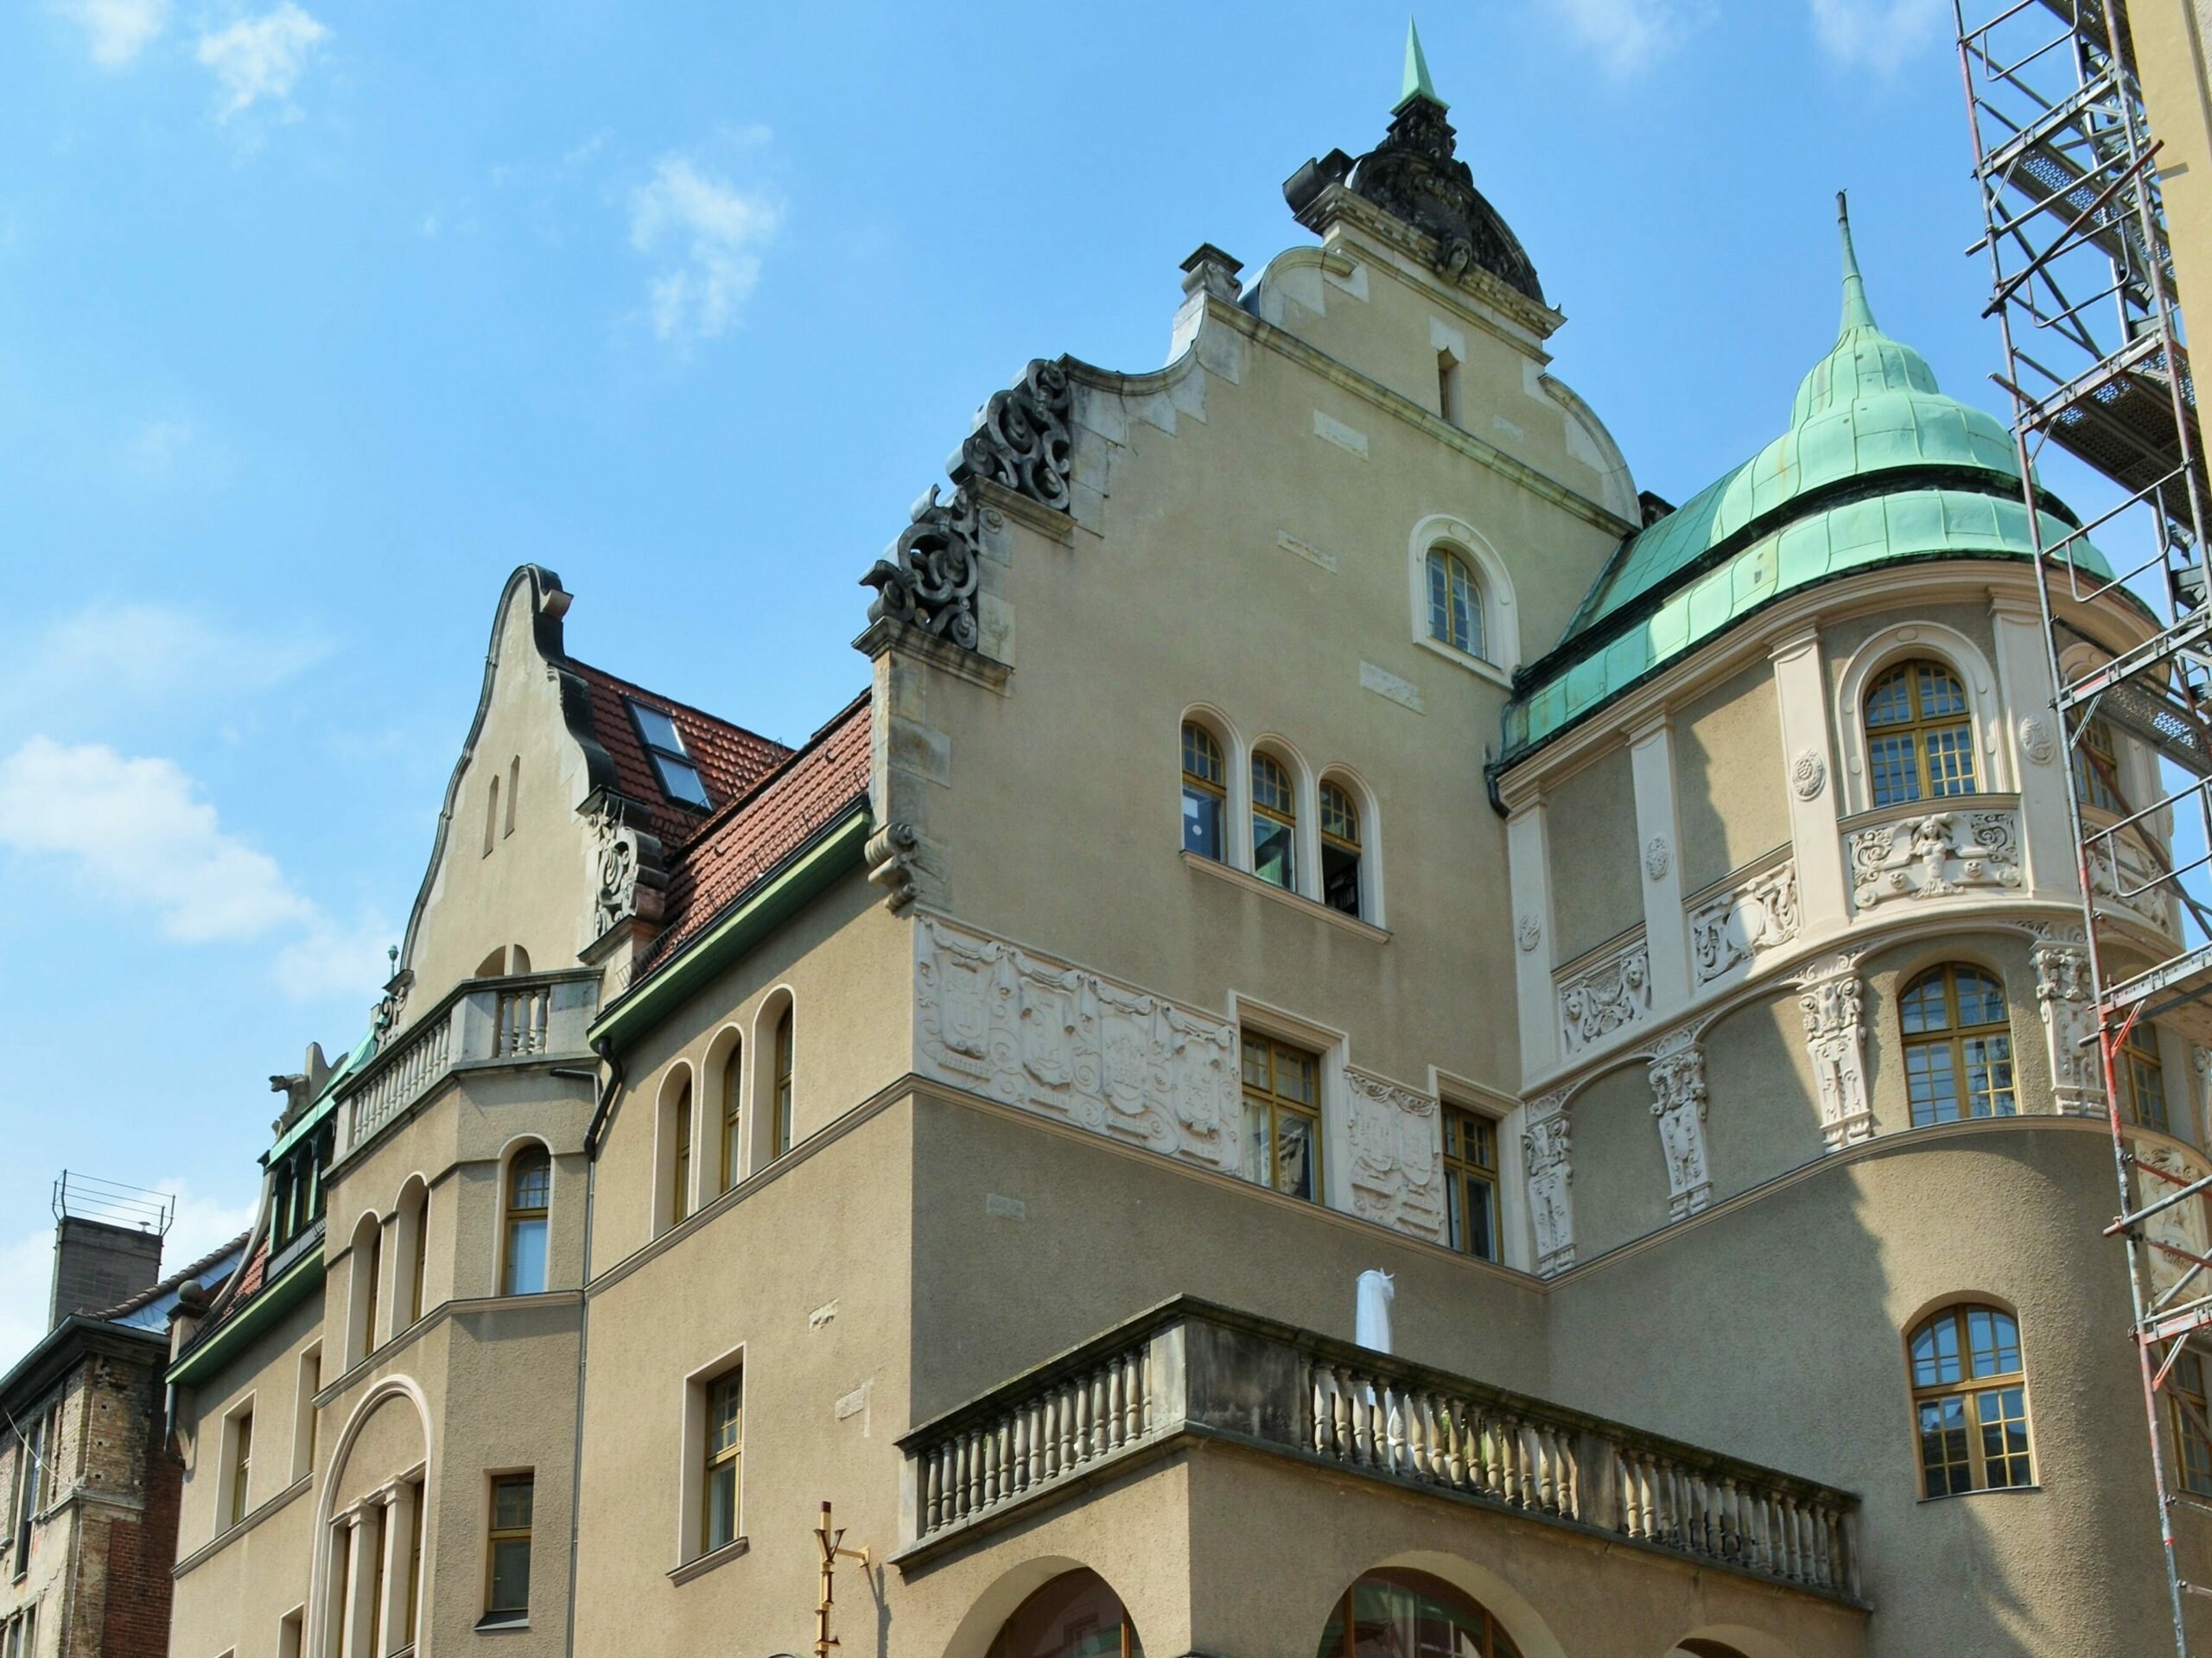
1502,196 -> 2109,762
1397,17 -> 1444,111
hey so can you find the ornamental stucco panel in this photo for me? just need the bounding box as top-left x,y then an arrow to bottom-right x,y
1523,1089 -> 1575,1277
1688,858 -> 1801,988
1558,934 -> 1650,1052
2136,1137 -> 2212,1305
2032,936 -> 2104,1117
1847,808 -> 2022,911
914,916 -> 1243,1172
1797,958 -> 1873,1150
1646,1027 -> 1713,1220
1344,1069 -> 1445,1242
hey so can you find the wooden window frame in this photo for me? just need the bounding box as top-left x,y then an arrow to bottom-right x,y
1425,547 -> 1485,661
1240,1032 -> 1322,1203
227,1407 -> 253,1528
1441,1105 -> 1500,1262
484,1472 -> 534,1618
1249,753 -> 1298,892
773,1011 -> 795,1159
1864,658 -> 1978,807
2074,716 -> 2126,813
502,1149 -> 551,1297
1180,722 -> 1227,862
2120,1019 -> 2171,1133
1319,780 -> 1362,918
700,1369 -> 743,1555
671,1083 -> 693,1227
1908,1304 -> 2035,1497
1321,1570 -> 1522,1658
720,1042 -> 744,1196
1900,963 -> 2017,1127
2175,1346 -> 2212,1499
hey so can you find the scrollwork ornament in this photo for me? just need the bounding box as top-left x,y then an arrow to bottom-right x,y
1791,749 -> 1826,800
1516,913 -> 1541,953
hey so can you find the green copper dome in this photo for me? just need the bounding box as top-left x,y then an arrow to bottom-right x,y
1500,197 -> 2114,763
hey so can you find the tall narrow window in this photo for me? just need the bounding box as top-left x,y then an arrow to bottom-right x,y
773,1012 -> 795,1157
483,776 -> 499,856
503,1150 -> 550,1296
2177,1348 -> 2212,1498
365,1508 -> 386,1658
2073,717 -> 2126,812
1242,1034 -> 1320,1202
702,1369 -> 743,1553
504,756 -> 520,836
2120,1020 -> 2170,1133
1426,548 -> 1485,660
292,1347 -> 321,1482
404,1483 -> 425,1645
1442,1107 -> 1499,1262
1436,351 -> 1462,424
1900,964 -> 2016,1126
720,1044 -> 744,1194
1910,1304 -> 2033,1496
485,1474 -> 533,1620
1866,659 -> 1977,806
1319,782 -> 1362,918
354,1224 -> 383,1362
671,1083 -> 693,1227
407,1194 -> 429,1327
1180,724 -> 1226,861
627,702 -> 712,810
227,1410 -> 253,1527
1250,755 -> 1296,892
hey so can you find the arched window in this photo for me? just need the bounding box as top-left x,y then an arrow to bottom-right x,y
1427,548 -> 1486,661
2120,1019 -> 2170,1133
988,1569 -> 1142,1658
719,1039 -> 744,1194
1866,659 -> 1977,806
671,1080 -> 693,1226
503,1148 -> 550,1296
2074,717 -> 2126,812
772,1008 -> 794,1158
348,1214 -> 383,1364
397,1181 -> 429,1329
1181,723 -> 1226,861
1909,1304 -> 2033,1496
1316,1569 -> 1522,1658
1900,964 -> 2016,1126
1320,781 -> 1362,918
1251,754 -> 1296,891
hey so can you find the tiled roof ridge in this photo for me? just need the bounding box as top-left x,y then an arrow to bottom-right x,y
563,656 -> 793,759
676,687 -> 871,843
86,1229 -> 251,1321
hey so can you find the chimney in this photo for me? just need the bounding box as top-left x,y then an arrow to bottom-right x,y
48,1173 -> 172,1329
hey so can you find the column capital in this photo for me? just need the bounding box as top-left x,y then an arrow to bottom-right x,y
1769,626 -> 1822,664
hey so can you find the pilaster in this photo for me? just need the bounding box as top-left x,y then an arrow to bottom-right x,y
1770,630 -> 1849,931
378,1483 -> 417,1651
1990,594 -> 2069,896
1507,799 -> 1556,1078
1628,715 -> 1690,1014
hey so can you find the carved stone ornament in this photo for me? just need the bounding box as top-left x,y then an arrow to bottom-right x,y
1690,860 -> 1802,986
2091,834 -> 2182,937
589,801 -> 668,940
1848,810 -> 2022,910
1643,837 -> 1670,882
2032,939 -> 2104,1117
865,820 -> 921,913
861,359 -> 1073,653
1522,1089 -> 1575,1277
1791,749 -> 1827,800
1344,1070 -> 1444,1241
2018,716 -> 2056,765
1516,913 -> 1541,954
1559,938 -> 1650,1051
1344,97 -> 1544,302
2139,1139 -> 2212,1304
1797,964 -> 1873,1150
1647,1027 -> 1713,1221
914,915 -> 1248,1171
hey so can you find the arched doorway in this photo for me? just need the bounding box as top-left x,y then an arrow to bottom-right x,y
1316,1568 -> 1523,1657
987,1568 -> 1142,1658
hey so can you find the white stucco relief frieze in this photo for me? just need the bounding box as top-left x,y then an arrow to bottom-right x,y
1523,1087 -> 1575,1278
1688,859 -> 1801,986
1797,954 -> 1873,1151
2137,1138 -> 2212,1305
915,916 -> 1242,1172
1344,1069 -> 1444,1242
1791,750 -> 1827,800
1646,1026 -> 1713,1220
2031,933 -> 2104,1118
1847,809 -> 2022,911
1559,935 -> 1650,1052
2090,833 -> 2181,938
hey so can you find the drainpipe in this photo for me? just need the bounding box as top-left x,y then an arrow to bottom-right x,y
564,1038 -> 623,1658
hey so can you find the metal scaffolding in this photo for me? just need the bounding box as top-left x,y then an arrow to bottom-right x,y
1957,0 -> 2212,1648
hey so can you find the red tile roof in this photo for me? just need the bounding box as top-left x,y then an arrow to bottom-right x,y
640,692 -> 873,975
568,659 -> 791,849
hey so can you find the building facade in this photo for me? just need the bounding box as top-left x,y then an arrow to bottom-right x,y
162,39 -> 2212,1658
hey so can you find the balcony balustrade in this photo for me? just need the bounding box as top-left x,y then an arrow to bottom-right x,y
898,1298 -> 1860,1602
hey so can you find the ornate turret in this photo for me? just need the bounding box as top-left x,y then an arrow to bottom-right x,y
1283,21 -> 1545,305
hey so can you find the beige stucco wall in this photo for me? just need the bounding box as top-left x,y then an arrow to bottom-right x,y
1674,662 -> 1787,894
1547,746 -> 1642,963
2136,0 -> 2212,337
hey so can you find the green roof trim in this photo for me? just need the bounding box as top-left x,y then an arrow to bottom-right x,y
1503,487 -> 2103,759
1396,17 -> 1444,111
167,1244 -> 322,1389
264,1031 -> 374,1165
588,805 -> 871,1056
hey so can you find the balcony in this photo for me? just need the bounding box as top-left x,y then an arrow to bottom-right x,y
896,1298 -> 1861,1604
334,969 -> 599,1160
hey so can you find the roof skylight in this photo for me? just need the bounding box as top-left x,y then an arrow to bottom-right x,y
628,700 -> 712,810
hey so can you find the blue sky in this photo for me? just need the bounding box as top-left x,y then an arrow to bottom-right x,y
0,0 -> 2123,1357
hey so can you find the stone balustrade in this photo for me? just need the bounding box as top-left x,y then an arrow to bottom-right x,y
896,1299 -> 1861,1602
336,970 -> 598,1159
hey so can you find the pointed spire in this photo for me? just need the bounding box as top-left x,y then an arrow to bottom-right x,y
1837,190 -> 1878,335
1397,16 -> 1446,112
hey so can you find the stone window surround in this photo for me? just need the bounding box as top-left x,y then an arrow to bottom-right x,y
1405,511 -> 1518,687
674,1341 -> 747,1574
493,1135 -> 556,1299
317,1463 -> 425,1658
1833,621 -> 2012,819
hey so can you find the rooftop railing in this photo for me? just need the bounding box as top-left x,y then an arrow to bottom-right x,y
334,969 -> 598,1160
896,1298 -> 1861,1602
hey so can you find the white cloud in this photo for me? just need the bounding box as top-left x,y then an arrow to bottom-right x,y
0,737 -> 314,942
194,2 -> 327,121
0,601 -> 327,729
629,151 -> 781,345
275,911 -> 392,1002
1808,0 -> 1947,72
1545,0 -> 1708,77
0,1181 -> 258,1375
60,0 -> 170,67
